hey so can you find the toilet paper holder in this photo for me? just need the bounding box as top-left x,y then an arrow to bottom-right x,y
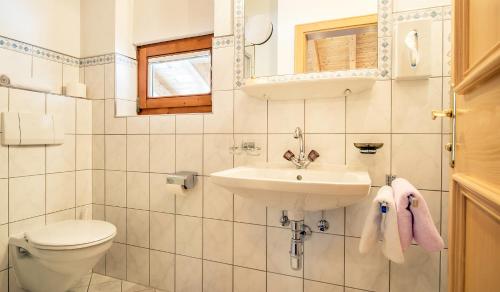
166,171 -> 198,189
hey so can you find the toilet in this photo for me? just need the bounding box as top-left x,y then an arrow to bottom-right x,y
9,220 -> 116,292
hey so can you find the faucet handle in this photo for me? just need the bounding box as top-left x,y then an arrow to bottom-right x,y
308,150 -> 320,162
283,150 -> 296,161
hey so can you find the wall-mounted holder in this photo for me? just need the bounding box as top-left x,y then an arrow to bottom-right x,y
354,143 -> 384,154
386,174 -> 397,185
230,141 -> 261,156
166,171 -> 198,189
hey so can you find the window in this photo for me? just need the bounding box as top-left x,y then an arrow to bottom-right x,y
137,34 -> 213,115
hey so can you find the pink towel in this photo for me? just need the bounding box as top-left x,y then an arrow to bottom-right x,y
392,178 -> 444,252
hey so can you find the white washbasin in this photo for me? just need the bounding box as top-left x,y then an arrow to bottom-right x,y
211,163 -> 371,216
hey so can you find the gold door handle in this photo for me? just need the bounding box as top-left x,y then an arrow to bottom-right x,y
431,109 -> 453,120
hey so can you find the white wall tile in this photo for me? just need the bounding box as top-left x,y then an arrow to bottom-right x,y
76,99 -> 93,134
203,134 -> 233,175
76,135 -> 92,170
204,90 -> 234,133
149,135 -> 175,173
304,280 -> 343,292
203,261 -> 233,292
176,215 -> 202,258
304,233 -> 344,285
105,170 -> 127,207
127,116 -> 149,134
392,78 -> 442,133
149,115 -> 175,134
204,177 -> 233,220
203,219 -> 233,264
62,64 -> 79,88
305,134 -> 346,164
176,114 -> 203,134
47,94 -> 76,134
9,146 -> 45,177
345,187 -> 378,237
392,134 -> 441,190
345,237 -> 389,292
0,270 -> 7,292
85,65 -> 105,99
106,243 -> 127,280
92,99 -> 105,134
267,273 -> 303,292
443,20 -> 451,77
127,209 -> 150,248
105,99 -> 126,134
233,134 -> 267,167
150,250 -> 175,291
127,135 -> 149,172
105,135 -> 126,171
176,135 -> 203,174
149,173 -> 175,213
346,134 -> 391,186
305,97 -> 345,133
441,192 -> 449,248
115,62 -> 137,101
0,224 -> 8,270
8,215 -> 45,236
267,134 -> 298,164
0,49 -> 32,86
214,0 -> 234,36
92,135 -> 104,169
0,87 -> 7,131
76,170 -> 92,206
46,208 -> 75,223
9,89 -> 45,113
105,63 -> 116,99
390,245 -> 440,292
126,172 -> 149,210
234,223 -> 266,270
150,212 -> 175,253
92,170 -> 105,204
234,195 -> 267,225
304,208 -> 345,235
106,206 -> 126,243
126,246 -> 150,286
212,46 -> 234,91
346,81 -> 391,133
234,90 -> 267,133
176,177 -> 203,217
0,180 -> 7,224
176,255 -> 202,292
234,266 -> 266,292
268,100 -> 304,133
46,172 -> 75,213
9,175 -> 45,222
46,135 -> 75,173
32,57 -> 63,94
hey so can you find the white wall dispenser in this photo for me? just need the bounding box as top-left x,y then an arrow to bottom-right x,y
394,19 -> 432,80
1,112 -> 64,145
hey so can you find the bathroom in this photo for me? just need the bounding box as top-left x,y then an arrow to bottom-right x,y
1,0 -> 499,291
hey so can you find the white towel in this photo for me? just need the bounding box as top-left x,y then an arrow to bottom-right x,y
359,185 -> 404,263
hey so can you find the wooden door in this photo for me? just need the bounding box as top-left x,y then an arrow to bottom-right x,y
448,0 -> 500,291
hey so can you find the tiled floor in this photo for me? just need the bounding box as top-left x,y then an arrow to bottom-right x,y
68,273 -> 164,292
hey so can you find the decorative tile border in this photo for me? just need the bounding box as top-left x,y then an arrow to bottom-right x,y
213,36 -> 234,49
80,53 -> 115,67
443,6 -> 452,20
393,6 -> 444,22
0,35 -> 80,66
233,0 -> 394,87
115,53 -> 138,67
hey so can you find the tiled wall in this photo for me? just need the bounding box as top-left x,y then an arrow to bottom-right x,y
88,1 -> 452,292
0,40 -> 93,291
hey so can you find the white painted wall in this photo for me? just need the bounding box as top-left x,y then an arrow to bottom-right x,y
115,0 -> 136,59
276,0 -> 377,74
80,0 -> 116,58
133,0 -> 214,45
0,0 -> 81,57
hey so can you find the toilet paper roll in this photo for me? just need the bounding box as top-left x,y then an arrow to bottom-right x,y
165,183 -> 190,197
64,82 -> 87,98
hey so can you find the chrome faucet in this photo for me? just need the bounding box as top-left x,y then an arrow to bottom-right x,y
283,127 -> 320,168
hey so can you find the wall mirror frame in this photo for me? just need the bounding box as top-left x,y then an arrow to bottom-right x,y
233,0 -> 393,88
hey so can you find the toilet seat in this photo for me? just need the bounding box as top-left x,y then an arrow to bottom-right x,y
25,220 -> 116,250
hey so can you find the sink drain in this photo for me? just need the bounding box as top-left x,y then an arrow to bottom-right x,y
296,175 -> 303,181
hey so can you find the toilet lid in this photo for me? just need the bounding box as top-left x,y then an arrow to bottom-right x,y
25,220 -> 116,250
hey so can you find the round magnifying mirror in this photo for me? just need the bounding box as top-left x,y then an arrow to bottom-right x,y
245,14 -> 273,46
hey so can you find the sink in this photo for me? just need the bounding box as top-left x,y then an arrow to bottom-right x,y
211,162 -> 371,218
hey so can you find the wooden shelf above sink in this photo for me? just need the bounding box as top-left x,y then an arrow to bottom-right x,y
241,69 -> 378,100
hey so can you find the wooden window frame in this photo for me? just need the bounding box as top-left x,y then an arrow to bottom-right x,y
137,34 -> 213,115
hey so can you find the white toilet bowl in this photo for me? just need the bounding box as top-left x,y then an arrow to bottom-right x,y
9,220 -> 116,292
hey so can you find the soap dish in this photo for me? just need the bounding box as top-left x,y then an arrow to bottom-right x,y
354,143 -> 384,154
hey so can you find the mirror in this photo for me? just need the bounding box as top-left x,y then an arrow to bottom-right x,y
244,0 -> 378,78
